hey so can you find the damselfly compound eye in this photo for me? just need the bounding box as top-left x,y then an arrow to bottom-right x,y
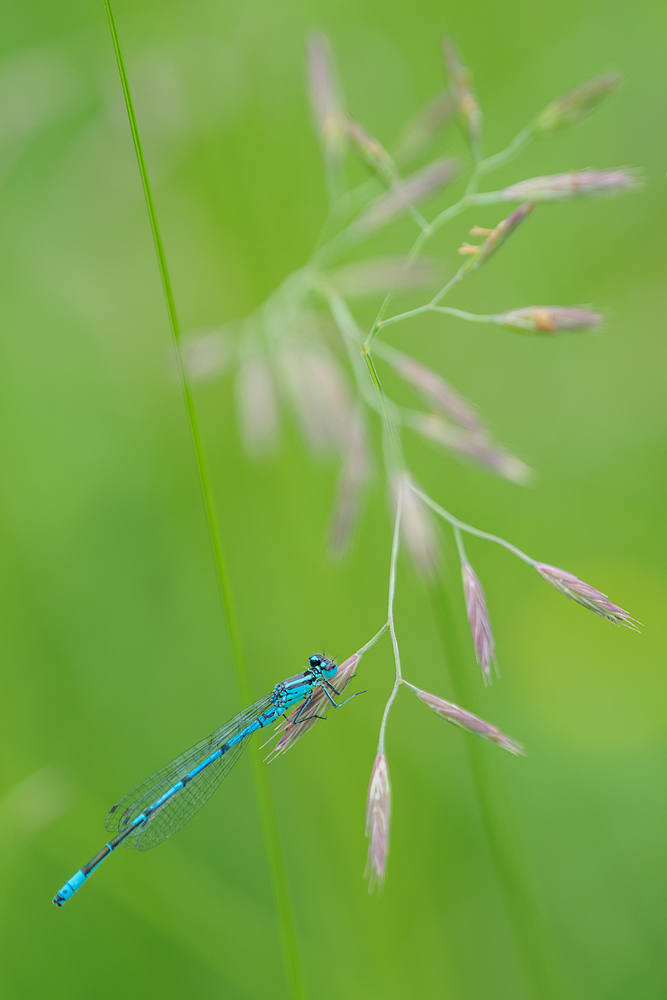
322,658 -> 337,678
308,655 -> 323,668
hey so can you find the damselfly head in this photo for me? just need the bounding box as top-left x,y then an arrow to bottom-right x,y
308,653 -> 337,678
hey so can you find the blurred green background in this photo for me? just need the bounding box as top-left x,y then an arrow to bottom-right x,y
1,0 -> 666,998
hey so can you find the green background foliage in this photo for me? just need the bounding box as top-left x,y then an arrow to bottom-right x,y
1,0 -> 665,997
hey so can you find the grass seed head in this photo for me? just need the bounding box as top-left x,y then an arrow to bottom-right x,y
495,306 -> 603,334
354,158 -> 458,235
461,202 -> 535,273
443,38 -> 483,154
279,343 -> 353,457
306,33 -> 346,165
328,257 -> 441,299
328,409 -> 370,556
366,751 -> 391,891
393,473 -> 439,576
532,73 -> 622,135
535,563 -> 640,630
389,350 -> 483,433
408,684 -> 525,755
266,653 -> 362,761
236,354 -> 280,455
462,562 -> 498,685
394,91 -> 456,164
344,114 -> 397,182
501,169 -> 638,202
413,415 -> 531,485
178,329 -> 231,383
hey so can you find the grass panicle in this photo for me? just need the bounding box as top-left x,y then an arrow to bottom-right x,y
105,23 -> 641,1000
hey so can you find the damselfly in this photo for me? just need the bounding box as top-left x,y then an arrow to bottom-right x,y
53,654 -> 356,907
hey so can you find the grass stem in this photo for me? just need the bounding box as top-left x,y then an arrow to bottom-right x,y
378,498 -> 403,754
104,4 -> 306,996
411,485 -> 536,567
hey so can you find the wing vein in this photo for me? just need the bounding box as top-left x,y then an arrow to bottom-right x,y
104,695 -> 274,849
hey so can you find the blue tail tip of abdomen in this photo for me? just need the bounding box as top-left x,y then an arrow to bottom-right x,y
53,869 -> 86,907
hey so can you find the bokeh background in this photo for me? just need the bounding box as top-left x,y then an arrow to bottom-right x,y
1,0 -> 666,997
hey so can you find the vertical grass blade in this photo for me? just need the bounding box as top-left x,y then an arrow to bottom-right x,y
103,4 -> 306,997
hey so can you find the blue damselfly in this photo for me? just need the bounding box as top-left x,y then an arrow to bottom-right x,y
53,654 -> 355,906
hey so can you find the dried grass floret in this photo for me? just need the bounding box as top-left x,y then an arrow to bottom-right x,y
500,169 -> 638,201
462,561 -> 498,685
536,563 -> 640,630
404,682 -> 524,755
495,306 -> 603,334
365,752 -> 391,891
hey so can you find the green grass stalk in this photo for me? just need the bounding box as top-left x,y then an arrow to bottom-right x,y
103,4 -> 306,997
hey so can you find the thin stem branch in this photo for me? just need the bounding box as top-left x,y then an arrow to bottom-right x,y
326,291 -> 406,473
376,304 -> 432,331
356,621 -> 390,658
104,5 -> 306,998
377,493 -> 403,754
314,125 -> 535,348
363,187 -> 508,348
361,350 -> 405,472
409,483 -> 536,567
376,263 -> 508,338
314,151 -> 518,349
477,125 -> 534,178
315,118 -> 530,283
376,304 -> 500,335
327,293 -> 382,413
361,199 -> 456,347
430,266 -> 466,307
452,526 -> 468,565
427,194 -> 473,235
432,306 -> 497,323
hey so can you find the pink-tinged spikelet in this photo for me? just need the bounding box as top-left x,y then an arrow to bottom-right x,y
236,355 -> 280,455
494,306 -> 603,334
442,38 -> 483,154
306,33 -> 346,166
392,473 -> 439,577
462,562 -> 498,685
413,415 -> 531,485
328,409 -> 370,556
535,563 -> 640,630
387,350 -> 483,433
265,654 -> 361,762
279,343 -> 353,457
406,683 -> 524,755
366,752 -> 391,891
532,73 -> 621,135
500,169 -> 638,202
460,202 -> 535,273
344,115 -> 396,182
354,158 -> 458,235
178,329 -> 231,382
329,257 -> 441,299
394,92 -> 456,164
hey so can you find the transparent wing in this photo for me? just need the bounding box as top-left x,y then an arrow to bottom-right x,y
105,696 -> 273,849
133,735 -> 251,851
